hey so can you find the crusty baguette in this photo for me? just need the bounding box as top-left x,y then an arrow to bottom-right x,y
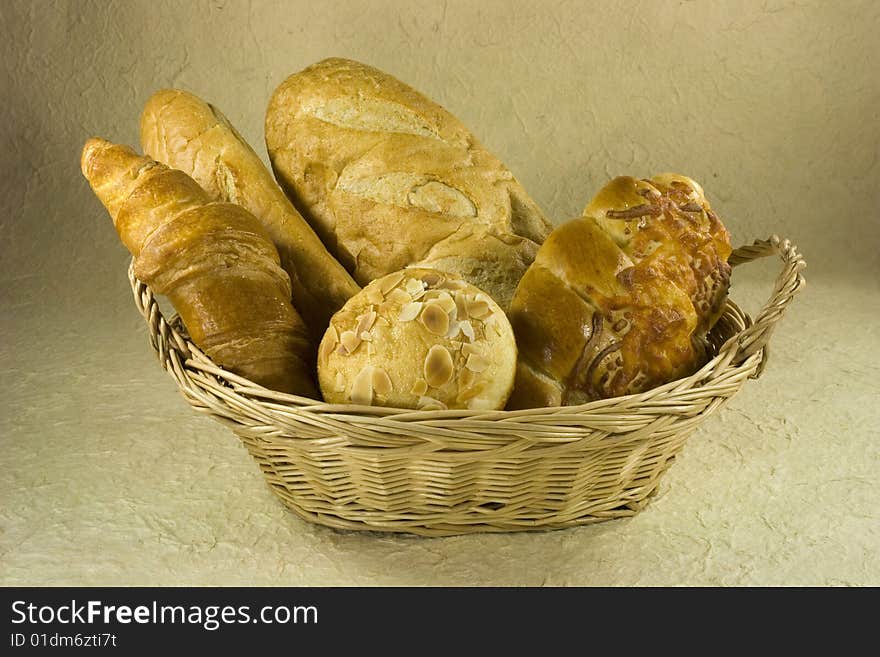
506,174 -> 731,409
81,137 -> 318,398
264,57 -> 552,310
139,88 -> 360,340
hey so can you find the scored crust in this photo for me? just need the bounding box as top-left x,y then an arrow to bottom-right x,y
139,88 -> 360,341
317,268 -> 517,411
265,57 -> 552,309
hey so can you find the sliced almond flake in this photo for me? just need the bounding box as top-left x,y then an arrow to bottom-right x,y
445,320 -> 461,339
360,331 -> 373,342
418,396 -> 448,411
433,292 -> 456,313
410,379 -> 428,396
459,381 -> 485,401
375,316 -> 391,327
459,320 -> 475,342
387,288 -> 412,305
424,344 -> 454,387
467,298 -> 491,320
319,324 -> 340,361
420,302 -> 450,336
371,368 -> 393,396
365,285 -> 385,305
379,271 -> 406,294
334,371 -> 346,392
483,313 -> 504,336
340,330 -> 361,354
398,301 -> 423,322
461,342 -> 480,356
356,309 -> 378,334
319,337 -> 336,362
350,366 -> 374,405
465,353 -> 490,372
405,278 -> 426,298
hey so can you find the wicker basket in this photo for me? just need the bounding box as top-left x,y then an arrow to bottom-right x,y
129,235 -> 805,536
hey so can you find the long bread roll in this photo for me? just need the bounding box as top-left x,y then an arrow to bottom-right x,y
264,57 -> 552,310
507,174 -> 731,409
81,137 -> 318,398
139,88 -> 360,340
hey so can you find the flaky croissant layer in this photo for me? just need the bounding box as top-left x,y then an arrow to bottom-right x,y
81,137 -> 318,397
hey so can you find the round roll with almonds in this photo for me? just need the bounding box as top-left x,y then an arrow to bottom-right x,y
317,268 -> 517,411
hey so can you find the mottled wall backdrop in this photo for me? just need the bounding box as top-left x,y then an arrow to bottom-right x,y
1,0 -> 877,332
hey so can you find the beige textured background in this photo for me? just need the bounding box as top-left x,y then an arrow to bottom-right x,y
2,0 -> 878,586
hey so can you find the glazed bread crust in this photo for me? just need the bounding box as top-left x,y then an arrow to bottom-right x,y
140,88 -> 360,340
507,174 -> 731,409
82,137 -> 318,398
264,57 -> 552,310
584,174 -> 732,334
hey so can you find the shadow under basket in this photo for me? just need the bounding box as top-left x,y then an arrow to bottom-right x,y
130,235 -> 805,537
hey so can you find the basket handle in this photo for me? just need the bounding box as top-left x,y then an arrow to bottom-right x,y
726,235 -> 806,370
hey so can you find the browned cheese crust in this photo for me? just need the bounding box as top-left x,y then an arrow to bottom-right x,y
507,174 -> 732,408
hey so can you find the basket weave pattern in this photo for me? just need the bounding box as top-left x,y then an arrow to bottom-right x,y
131,235 -> 805,536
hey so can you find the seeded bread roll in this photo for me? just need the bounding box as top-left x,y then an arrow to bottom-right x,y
507,174 -> 732,409
318,268 -> 517,411
264,57 -> 552,310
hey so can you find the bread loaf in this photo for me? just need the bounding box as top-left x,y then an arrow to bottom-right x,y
264,57 -> 552,310
317,268 -> 517,411
506,174 -> 731,409
139,88 -> 360,340
81,137 -> 318,398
